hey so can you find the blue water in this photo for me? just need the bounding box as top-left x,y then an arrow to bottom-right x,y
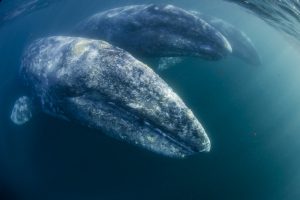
1,0 -> 300,199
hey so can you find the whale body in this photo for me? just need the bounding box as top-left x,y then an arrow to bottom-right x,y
11,36 -> 211,158
74,4 -> 232,60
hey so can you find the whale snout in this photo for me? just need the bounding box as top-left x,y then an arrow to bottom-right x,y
131,104 -> 212,158
188,128 -> 211,153
164,109 -> 211,157
216,31 -> 233,55
200,29 -> 232,59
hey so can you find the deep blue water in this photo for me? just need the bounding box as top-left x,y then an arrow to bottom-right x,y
1,0 -> 300,199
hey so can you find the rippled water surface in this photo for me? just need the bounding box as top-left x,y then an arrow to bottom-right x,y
226,0 -> 300,48
1,0 -> 300,199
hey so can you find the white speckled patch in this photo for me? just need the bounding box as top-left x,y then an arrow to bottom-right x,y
10,96 -> 33,125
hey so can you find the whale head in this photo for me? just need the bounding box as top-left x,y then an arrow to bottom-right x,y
16,36 -> 211,158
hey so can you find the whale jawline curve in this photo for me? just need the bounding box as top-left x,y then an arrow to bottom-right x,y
64,91 -> 209,157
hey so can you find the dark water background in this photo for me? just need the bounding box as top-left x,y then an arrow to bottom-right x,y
1,0 -> 300,199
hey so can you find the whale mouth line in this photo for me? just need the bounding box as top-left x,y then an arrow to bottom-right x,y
82,91 -> 198,155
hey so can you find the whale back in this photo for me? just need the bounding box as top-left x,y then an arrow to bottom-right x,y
74,4 -> 232,59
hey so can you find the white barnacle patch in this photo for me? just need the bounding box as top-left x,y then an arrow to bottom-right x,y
98,40 -> 111,49
128,102 -> 143,109
73,39 -> 91,56
10,96 -> 33,125
164,4 -> 175,10
146,135 -> 156,143
158,57 -> 183,71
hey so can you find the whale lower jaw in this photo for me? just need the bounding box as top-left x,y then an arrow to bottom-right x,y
60,92 -> 210,158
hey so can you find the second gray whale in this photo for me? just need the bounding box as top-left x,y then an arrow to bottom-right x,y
74,4 -> 232,60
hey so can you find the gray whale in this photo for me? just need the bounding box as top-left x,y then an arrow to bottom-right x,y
74,4 -> 232,60
11,36 -> 211,158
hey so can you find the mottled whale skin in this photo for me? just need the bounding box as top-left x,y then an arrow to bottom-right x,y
74,4 -> 232,60
11,36 -> 211,158
191,11 -> 261,66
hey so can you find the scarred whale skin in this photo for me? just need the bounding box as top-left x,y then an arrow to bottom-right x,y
12,36 -> 211,158
74,4 -> 232,60
191,11 -> 261,66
